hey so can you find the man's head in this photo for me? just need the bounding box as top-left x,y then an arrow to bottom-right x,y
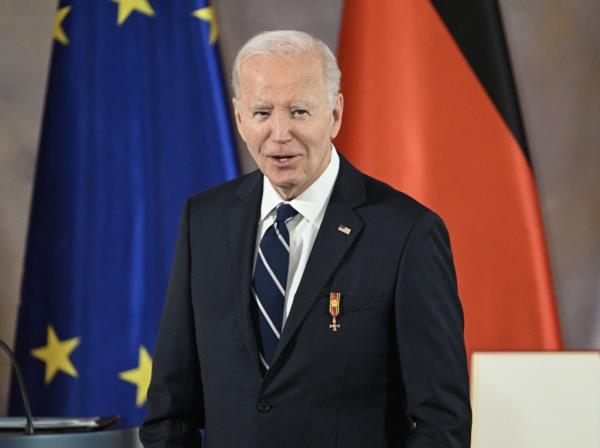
232,30 -> 343,200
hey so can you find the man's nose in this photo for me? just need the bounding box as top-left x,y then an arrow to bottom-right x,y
270,112 -> 292,143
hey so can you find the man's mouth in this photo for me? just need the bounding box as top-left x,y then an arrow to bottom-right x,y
269,155 -> 298,164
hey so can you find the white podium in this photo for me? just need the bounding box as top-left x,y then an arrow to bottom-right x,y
471,352 -> 600,448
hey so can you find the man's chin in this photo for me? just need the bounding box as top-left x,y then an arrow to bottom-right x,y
268,177 -> 304,200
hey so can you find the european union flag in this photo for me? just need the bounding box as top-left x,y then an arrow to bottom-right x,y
10,0 -> 238,426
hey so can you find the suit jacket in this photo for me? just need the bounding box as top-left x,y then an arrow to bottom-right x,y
140,156 -> 471,448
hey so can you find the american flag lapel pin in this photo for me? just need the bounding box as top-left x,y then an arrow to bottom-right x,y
337,224 -> 352,235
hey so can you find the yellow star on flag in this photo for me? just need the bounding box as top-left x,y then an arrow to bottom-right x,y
31,325 -> 80,384
53,5 -> 72,45
112,0 -> 155,26
192,7 -> 218,44
119,346 -> 153,407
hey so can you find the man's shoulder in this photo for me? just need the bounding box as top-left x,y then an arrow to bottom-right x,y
353,170 -> 450,248
342,157 -> 436,222
364,173 -> 424,209
187,170 -> 261,209
367,176 -> 442,230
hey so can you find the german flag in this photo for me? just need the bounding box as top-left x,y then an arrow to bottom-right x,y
336,0 -> 562,354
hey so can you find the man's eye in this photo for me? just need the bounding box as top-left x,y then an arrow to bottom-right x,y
253,111 -> 269,118
292,109 -> 308,116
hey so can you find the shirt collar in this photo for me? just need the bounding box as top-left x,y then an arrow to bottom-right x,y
260,146 -> 340,227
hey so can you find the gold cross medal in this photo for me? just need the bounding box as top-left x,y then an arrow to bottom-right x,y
328,292 -> 342,332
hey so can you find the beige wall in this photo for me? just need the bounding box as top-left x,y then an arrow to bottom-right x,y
0,0 -> 55,414
499,0 -> 600,349
1,0 -> 598,414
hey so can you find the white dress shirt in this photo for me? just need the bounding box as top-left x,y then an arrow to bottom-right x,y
254,146 -> 340,327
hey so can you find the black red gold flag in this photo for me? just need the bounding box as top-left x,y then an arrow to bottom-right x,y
336,0 -> 562,354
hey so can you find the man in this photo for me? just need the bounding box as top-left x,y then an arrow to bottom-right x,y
141,30 -> 471,447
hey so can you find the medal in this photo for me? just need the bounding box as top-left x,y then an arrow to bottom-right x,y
328,292 -> 341,332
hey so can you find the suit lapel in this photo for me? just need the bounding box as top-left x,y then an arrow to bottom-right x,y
228,171 -> 263,372
268,157 -> 367,372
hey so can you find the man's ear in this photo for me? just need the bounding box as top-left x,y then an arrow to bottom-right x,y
330,93 -> 344,140
232,97 -> 246,142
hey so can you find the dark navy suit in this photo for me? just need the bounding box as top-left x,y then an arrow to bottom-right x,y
140,156 -> 471,447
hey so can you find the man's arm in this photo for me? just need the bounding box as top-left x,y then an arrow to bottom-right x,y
394,210 -> 472,447
140,200 -> 204,447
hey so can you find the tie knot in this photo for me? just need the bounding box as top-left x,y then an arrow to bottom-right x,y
275,203 -> 298,224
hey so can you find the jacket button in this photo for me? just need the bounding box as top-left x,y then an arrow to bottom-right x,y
257,400 -> 271,412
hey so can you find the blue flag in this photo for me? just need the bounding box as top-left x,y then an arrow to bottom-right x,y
10,0 -> 238,426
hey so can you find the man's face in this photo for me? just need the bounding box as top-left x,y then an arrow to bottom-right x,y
233,50 -> 343,200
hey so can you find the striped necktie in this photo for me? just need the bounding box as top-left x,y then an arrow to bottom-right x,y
251,203 -> 298,371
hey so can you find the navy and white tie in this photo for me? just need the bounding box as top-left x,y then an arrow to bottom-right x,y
252,203 -> 298,370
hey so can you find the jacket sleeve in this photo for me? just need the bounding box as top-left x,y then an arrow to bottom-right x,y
140,199 -> 204,447
394,210 -> 472,447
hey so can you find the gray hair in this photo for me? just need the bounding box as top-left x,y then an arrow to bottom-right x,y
232,30 -> 341,107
